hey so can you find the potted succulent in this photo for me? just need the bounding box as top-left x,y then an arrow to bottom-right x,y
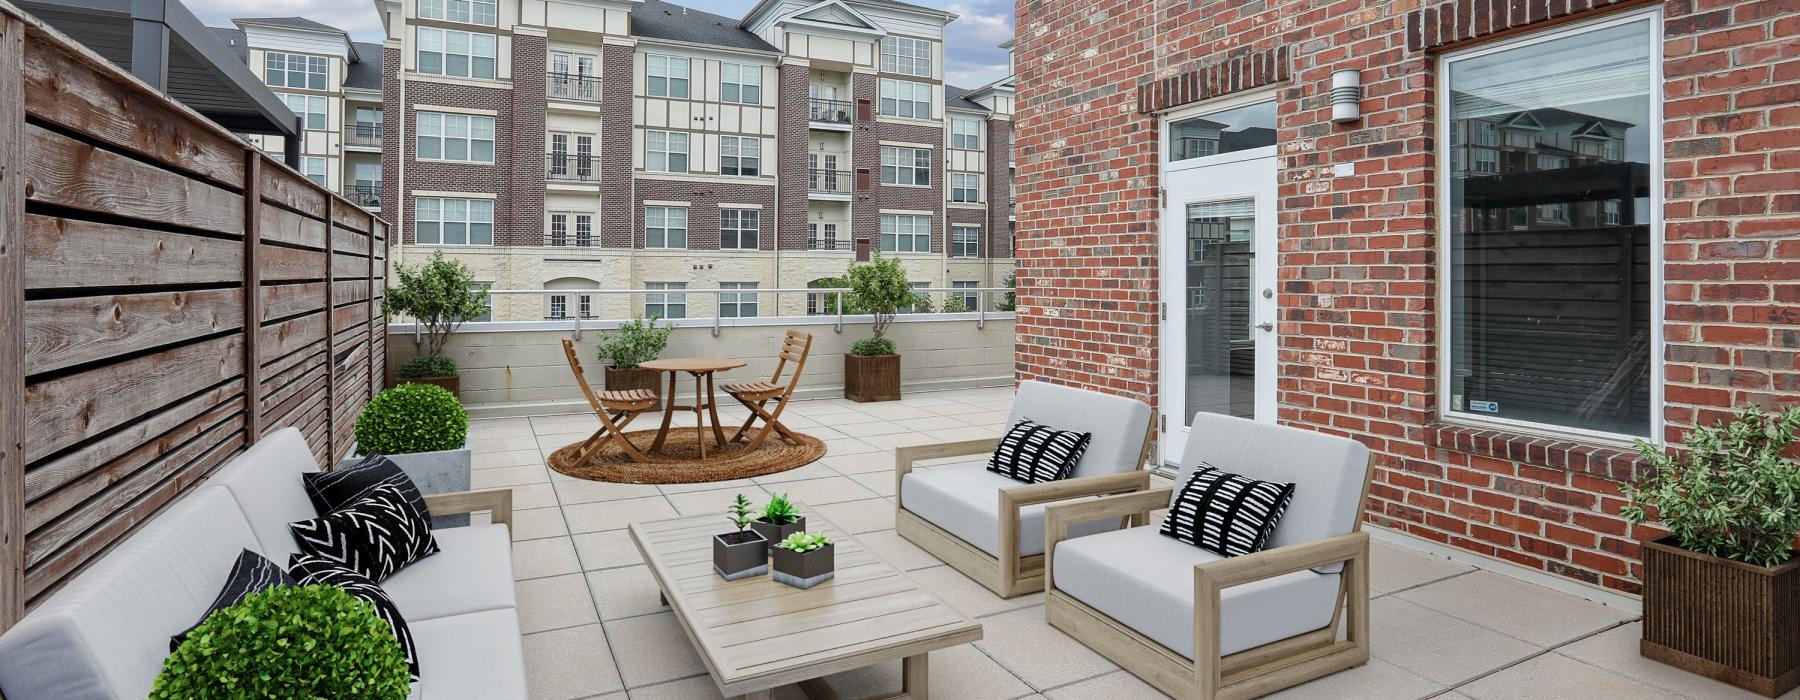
151,585 -> 411,699
347,382 -> 472,527
841,252 -> 923,402
749,492 -> 806,555
383,252 -> 490,399
1623,404 -> 1800,697
771,532 -> 835,589
595,315 -> 675,399
714,494 -> 769,581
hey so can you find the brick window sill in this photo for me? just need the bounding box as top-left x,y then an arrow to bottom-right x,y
1423,422 -> 1648,482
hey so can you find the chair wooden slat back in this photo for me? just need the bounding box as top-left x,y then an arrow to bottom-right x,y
562,338 -> 606,414
769,330 -> 814,393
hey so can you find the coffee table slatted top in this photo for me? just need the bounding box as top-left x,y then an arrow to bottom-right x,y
629,510 -> 982,697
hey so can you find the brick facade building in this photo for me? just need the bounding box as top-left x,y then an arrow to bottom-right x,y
1014,0 -> 1798,595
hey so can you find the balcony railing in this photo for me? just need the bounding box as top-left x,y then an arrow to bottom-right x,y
547,73 -> 601,101
345,122 -> 382,148
343,182 -> 382,209
546,153 -> 599,181
807,236 -> 853,251
809,98 -> 853,125
809,168 -> 853,194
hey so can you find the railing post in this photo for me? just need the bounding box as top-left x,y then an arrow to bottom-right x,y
0,11 -> 27,632
712,291 -> 721,338
834,290 -> 844,333
324,196 -> 338,462
572,311 -> 581,341
977,290 -> 986,330
243,151 -> 263,444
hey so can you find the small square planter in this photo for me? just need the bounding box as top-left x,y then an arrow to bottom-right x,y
750,515 -> 806,556
713,530 -> 769,581
1641,536 -> 1800,697
342,441 -> 473,529
605,366 -> 662,400
398,374 -> 460,400
772,542 -> 835,590
844,353 -> 901,402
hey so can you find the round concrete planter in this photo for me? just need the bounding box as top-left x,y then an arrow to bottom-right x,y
343,440 -> 473,528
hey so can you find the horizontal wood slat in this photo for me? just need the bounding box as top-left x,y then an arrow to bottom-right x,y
24,288 -> 244,374
23,124 -> 243,235
22,215 -> 242,289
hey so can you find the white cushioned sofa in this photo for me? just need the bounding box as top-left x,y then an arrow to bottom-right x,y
0,428 -> 526,699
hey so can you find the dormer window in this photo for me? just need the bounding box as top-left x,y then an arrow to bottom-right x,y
264,52 -> 326,90
881,36 -> 932,77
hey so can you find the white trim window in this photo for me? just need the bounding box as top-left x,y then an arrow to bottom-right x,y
549,212 -> 568,246
548,294 -> 568,320
719,282 -> 758,318
645,130 -> 689,173
950,172 -> 980,203
417,112 -> 495,163
721,63 -> 762,104
418,0 -> 497,25
299,156 -> 327,187
879,79 -> 931,119
645,282 -> 686,319
951,117 -> 981,150
881,146 -> 931,186
951,225 -> 979,258
548,131 -> 596,179
277,93 -> 327,130
719,136 -> 760,177
264,52 -> 326,90
880,213 -> 930,253
881,36 -> 932,77
720,208 -> 759,250
645,206 -> 688,249
646,55 -> 690,98
1439,9 -> 1660,439
414,197 -> 494,246
417,27 -> 497,79
547,212 -> 593,247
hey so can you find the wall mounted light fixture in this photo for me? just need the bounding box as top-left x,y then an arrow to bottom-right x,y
1331,69 -> 1362,124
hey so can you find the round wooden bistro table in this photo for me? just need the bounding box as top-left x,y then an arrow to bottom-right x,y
639,358 -> 748,459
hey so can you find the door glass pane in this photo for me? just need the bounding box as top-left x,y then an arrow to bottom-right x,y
1185,198 -> 1256,420
1169,101 -> 1277,161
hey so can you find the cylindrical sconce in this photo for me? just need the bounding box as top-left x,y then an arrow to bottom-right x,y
1331,69 -> 1362,123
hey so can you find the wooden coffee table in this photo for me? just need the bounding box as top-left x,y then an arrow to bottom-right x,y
629,509 -> 981,699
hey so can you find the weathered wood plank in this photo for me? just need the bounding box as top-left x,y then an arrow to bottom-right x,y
241,152 -> 261,445
334,279 -> 372,305
257,337 -> 322,382
332,206 -> 372,236
23,124 -> 244,235
24,398 -> 240,533
24,334 -> 243,464
259,244 -> 326,282
257,161 -> 326,220
24,288 -> 244,375
23,215 -> 242,289
257,202 -> 328,250
1,11 -> 27,631
22,382 -> 240,503
331,251 -> 368,280
261,282 -> 328,321
333,303 -> 371,335
259,312 -> 326,366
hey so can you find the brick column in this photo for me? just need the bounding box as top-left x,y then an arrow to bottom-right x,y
506,33 -> 547,247
381,45 -> 402,242
985,117 -> 1012,258
601,43 -> 635,248
777,61 -> 810,251
850,71 -> 878,246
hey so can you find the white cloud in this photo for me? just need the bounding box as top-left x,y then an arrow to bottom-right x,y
945,1 -> 1012,45
185,0 -> 385,41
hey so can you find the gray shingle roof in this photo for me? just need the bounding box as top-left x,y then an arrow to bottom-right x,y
209,26 -> 248,62
232,17 -> 348,35
944,84 -> 989,113
345,42 -> 384,90
633,0 -> 778,52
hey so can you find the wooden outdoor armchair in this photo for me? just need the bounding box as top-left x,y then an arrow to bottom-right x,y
1042,414 -> 1377,700
894,380 -> 1157,598
561,338 -> 660,463
722,329 -> 813,451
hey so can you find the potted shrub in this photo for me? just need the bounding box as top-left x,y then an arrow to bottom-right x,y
772,532 -> 835,589
714,494 -> 769,581
841,252 -> 921,402
749,492 -> 806,555
1623,404 -> 1800,697
383,252 -> 490,399
596,315 -> 675,399
151,585 -> 411,699
348,382 -> 472,527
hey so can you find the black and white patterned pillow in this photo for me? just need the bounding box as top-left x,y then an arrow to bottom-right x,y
170,549 -> 295,652
1160,464 -> 1296,557
290,482 -> 439,582
304,454 -> 431,522
289,554 -> 419,681
987,418 -> 1093,484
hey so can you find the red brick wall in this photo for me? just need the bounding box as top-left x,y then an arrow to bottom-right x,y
505,35 -> 548,247
985,118 -> 1014,258
397,80 -> 514,243
633,179 -> 776,250
871,120 -> 948,253
1014,0 -> 1800,595
778,63 -> 812,250
602,43 -> 635,248
382,45 -> 402,241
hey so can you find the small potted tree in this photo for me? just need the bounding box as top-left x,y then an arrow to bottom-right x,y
1624,404 -> 1800,697
595,315 -> 675,399
714,494 -> 769,581
842,252 -> 921,402
772,532 -> 835,590
349,382 -> 472,527
151,585 -> 411,699
384,252 -> 490,399
749,492 -> 806,555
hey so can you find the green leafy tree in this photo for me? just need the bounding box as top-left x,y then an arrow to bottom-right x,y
997,273 -> 1017,311
942,296 -> 970,313
595,315 -> 675,369
383,252 -> 489,363
356,382 -> 468,454
1622,404 -> 1800,567
845,251 -> 923,347
151,585 -> 410,700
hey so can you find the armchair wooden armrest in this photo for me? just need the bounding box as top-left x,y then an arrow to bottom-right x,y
893,436 -> 1002,496
1043,487 -> 1173,592
999,470 -> 1153,587
423,488 -> 515,531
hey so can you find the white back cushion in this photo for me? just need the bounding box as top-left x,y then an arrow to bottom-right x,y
206,428 -> 322,562
1005,381 -> 1153,479
1173,414 -> 1370,551
0,488 -> 260,700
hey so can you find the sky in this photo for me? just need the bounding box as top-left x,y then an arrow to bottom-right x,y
185,0 -> 1015,88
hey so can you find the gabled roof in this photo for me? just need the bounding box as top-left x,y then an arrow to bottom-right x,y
740,0 -> 956,30
232,16 -> 347,35
210,26 -> 247,62
634,0 -> 778,52
943,84 -> 989,113
790,0 -> 882,31
345,42 -> 385,90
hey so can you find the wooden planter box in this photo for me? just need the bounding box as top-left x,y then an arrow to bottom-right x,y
1641,536 -> 1800,697
398,374 -> 460,400
843,353 -> 900,403
605,366 -> 662,399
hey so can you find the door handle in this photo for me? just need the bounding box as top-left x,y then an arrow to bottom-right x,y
1251,322 -> 1273,332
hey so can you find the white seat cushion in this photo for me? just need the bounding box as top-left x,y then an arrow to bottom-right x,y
205,428 -> 323,562
408,609 -> 529,699
383,524 -> 516,623
902,466 -> 1116,557
1053,526 -> 1340,659
1007,381 -> 1153,479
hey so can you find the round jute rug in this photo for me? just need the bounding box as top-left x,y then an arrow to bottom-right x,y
546,428 -> 827,484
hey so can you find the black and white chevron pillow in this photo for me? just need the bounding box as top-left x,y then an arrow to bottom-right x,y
170,549 -> 295,652
987,418 -> 1093,484
289,554 -> 420,681
304,454 -> 431,522
290,482 -> 439,582
1160,464 -> 1296,557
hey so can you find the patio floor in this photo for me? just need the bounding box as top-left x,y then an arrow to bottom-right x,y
466,386 -> 1786,700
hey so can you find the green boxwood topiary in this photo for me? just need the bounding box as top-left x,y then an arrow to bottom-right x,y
397,355 -> 458,379
849,338 -> 895,357
150,584 -> 410,700
355,383 -> 468,455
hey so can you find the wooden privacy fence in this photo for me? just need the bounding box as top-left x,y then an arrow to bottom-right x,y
0,5 -> 388,631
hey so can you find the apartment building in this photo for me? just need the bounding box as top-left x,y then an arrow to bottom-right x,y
362,0 -> 1015,321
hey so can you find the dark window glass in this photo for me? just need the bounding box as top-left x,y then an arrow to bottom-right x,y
1168,101 -> 1276,161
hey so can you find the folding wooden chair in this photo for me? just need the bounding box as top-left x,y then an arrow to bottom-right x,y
562,339 -> 660,463
722,330 -> 813,451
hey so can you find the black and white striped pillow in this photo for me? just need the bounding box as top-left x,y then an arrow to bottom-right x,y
1160,464 -> 1296,557
303,454 -> 431,522
290,482 -> 439,582
170,549 -> 295,652
987,419 -> 1093,484
289,554 -> 419,681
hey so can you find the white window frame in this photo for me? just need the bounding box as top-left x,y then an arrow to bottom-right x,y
951,117 -> 981,150
646,55 -> 690,98
418,0 -> 497,25
416,27 -> 497,79
645,206 -> 688,249
721,63 -> 762,104
950,172 -> 980,203
720,208 -> 759,250
719,136 -> 761,177
952,281 -> 979,310
414,197 -> 494,246
880,213 -> 930,253
299,156 -> 327,186
276,93 -> 327,130
548,294 -> 568,320
719,282 -> 758,318
881,36 -> 932,77
951,225 -> 980,258
1434,6 -> 1663,442
548,212 -> 568,246
264,52 -> 326,90
645,130 -> 689,173
416,112 -> 495,164
645,282 -> 687,319
879,78 -> 931,119
881,146 -> 931,186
